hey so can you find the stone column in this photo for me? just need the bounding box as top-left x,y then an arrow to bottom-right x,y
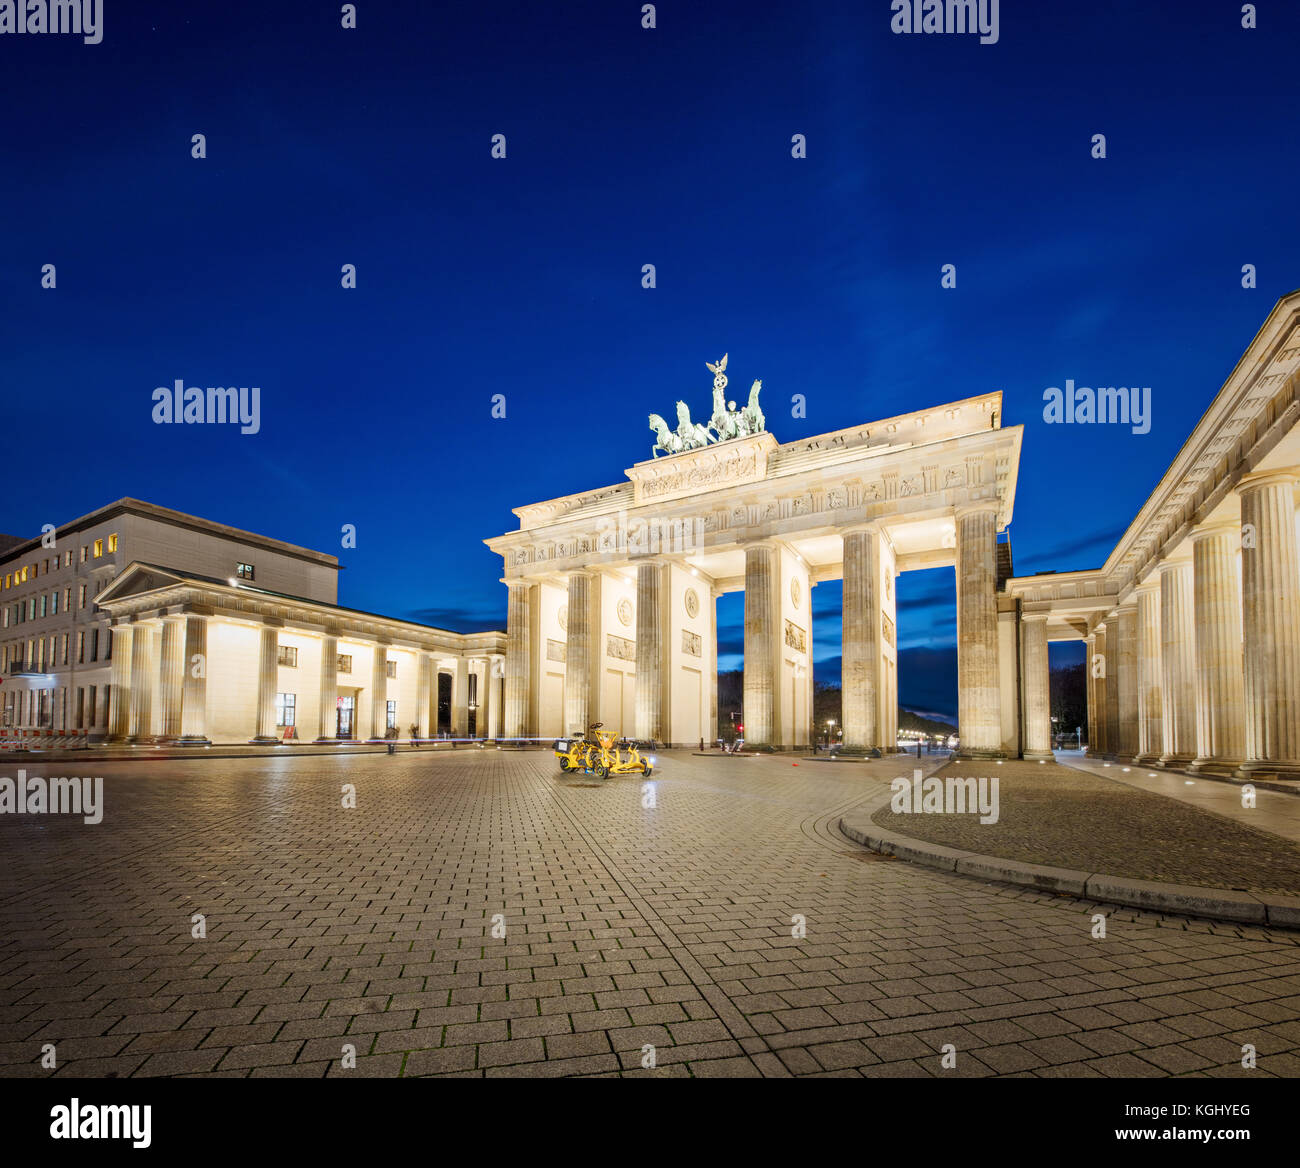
1238,471 -> 1300,778
127,622 -> 156,741
316,633 -> 339,742
487,656 -> 504,740
179,615 -> 209,744
1158,557 -> 1196,767
1084,631 -> 1098,753
1115,604 -> 1138,759
1090,625 -> 1109,756
1020,613 -> 1052,760
370,643 -> 389,740
158,617 -> 185,741
955,506 -> 1002,757
635,560 -> 666,743
504,583 -> 531,740
1135,581 -> 1163,763
415,652 -> 433,741
250,624 -> 280,743
841,525 -> 880,753
1103,618 -> 1120,756
742,543 -> 776,748
450,657 -> 469,738
1190,522 -> 1245,773
108,623 -> 133,740
564,571 -> 594,736
475,659 -> 491,738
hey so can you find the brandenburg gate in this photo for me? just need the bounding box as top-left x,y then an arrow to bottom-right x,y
487,354 -> 1024,754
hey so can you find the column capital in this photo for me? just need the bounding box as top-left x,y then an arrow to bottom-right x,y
1134,576 -> 1161,595
1020,611 -> 1050,624
1190,519 -> 1241,543
1237,467 -> 1300,495
836,520 -> 883,538
953,501 -> 1000,521
1158,554 -> 1193,574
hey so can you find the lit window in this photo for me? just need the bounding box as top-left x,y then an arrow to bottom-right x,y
275,693 -> 297,728
337,654 -> 352,674
93,539 -> 103,558
107,534 -> 118,553
236,563 -> 255,581
386,700 -> 397,731
277,645 -> 299,667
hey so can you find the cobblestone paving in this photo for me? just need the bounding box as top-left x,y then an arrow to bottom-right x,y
869,758 -> 1300,893
1,749 -> 1299,1078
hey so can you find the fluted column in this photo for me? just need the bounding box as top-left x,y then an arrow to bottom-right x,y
1238,471 -> 1300,777
504,583 -> 532,740
1089,625 -> 1109,756
1135,581 -> 1163,762
250,624 -> 279,743
415,652 -> 433,740
370,643 -> 389,740
1103,618 -> 1120,755
1085,631 -> 1099,753
564,571 -> 594,736
635,560 -> 667,743
1020,613 -> 1052,760
487,656 -> 504,739
841,525 -> 880,753
179,615 -> 209,744
127,622 -> 156,741
158,617 -> 185,740
108,623 -> 133,740
742,543 -> 776,748
450,657 -> 469,738
1115,604 -> 1138,758
316,633 -> 339,742
1159,557 -> 1196,766
955,505 -> 1002,757
475,659 -> 491,738
1191,522 -> 1245,772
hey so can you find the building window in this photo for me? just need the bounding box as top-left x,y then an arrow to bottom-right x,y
77,631 -> 85,664
50,591 -> 58,616
337,654 -> 352,674
236,562 -> 255,581
64,550 -> 71,567
63,587 -> 71,611
90,628 -> 99,662
75,688 -> 85,729
107,534 -> 118,553
277,645 -> 298,667
39,595 -> 47,619
275,693 -> 297,728
78,584 -> 87,608
386,660 -> 397,679
61,633 -> 68,666
93,539 -> 103,558
79,546 -> 87,564
386,700 -> 397,731
106,628 -> 113,660
87,685 -> 97,727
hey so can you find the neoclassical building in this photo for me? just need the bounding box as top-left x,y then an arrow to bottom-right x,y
94,564 -> 504,745
488,385 -> 1022,753
1008,291 -> 1300,780
489,292 -> 1300,772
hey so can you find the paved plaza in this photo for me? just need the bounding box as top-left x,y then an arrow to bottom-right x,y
2,749 -> 1299,1078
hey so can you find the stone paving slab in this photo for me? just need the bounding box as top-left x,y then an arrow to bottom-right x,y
866,757 -> 1300,895
0,750 -> 1298,1077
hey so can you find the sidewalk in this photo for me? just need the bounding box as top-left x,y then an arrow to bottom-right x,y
0,740 -> 490,765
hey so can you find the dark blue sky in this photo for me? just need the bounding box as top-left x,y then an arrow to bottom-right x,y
3,0 -> 1297,720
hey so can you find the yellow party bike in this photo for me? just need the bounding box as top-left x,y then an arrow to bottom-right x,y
554,724 -> 655,779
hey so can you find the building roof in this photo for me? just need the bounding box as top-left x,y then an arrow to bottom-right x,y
0,498 -> 340,569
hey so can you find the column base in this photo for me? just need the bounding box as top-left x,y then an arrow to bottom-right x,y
313,737 -> 340,745
1235,760 -> 1300,781
834,746 -> 883,758
1021,750 -> 1054,762
176,736 -> 211,746
1157,753 -> 1195,768
248,736 -> 281,745
1188,757 -> 1242,777
953,748 -> 1007,761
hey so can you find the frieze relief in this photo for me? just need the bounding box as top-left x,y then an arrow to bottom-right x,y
681,630 -> 702,657
784,620 -> 806,653
607,634 -> 635,661
546,639 -> 566,663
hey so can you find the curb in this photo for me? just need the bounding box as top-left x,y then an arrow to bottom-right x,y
836,795 -> 1300,931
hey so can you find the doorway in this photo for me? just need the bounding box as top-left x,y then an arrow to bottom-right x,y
337,694 -> 355,740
